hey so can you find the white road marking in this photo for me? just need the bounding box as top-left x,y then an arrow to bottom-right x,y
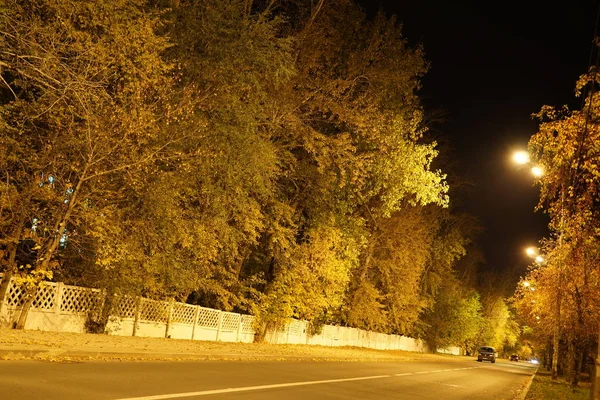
438,383 -> 465,388
114,375 -> 392,400
114,366 -> 479,399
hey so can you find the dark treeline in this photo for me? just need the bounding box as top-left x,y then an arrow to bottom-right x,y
0,0 -> 519,352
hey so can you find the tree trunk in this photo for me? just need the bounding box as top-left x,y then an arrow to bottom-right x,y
552,283 -> 562,380
593,332 -> 600,400
353,229 -> 379,291
15,286 -> 36,329
14,168 -> 88,329
566,338 -> 575,384
234,247 -> 251,280
571,349 -> 583,388
0,267 -> 15,325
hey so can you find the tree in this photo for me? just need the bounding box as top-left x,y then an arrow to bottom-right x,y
517,64 -> 600,386
0,0 -> 174,327
420,275 -> 482,353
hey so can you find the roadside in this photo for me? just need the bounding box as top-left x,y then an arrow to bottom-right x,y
525,369 -> 590,400
0,328 -> 472,363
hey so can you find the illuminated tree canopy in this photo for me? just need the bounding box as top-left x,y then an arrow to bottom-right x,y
0,0 -> 516,350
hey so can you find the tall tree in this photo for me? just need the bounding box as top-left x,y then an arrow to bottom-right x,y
0,0 -> 173,326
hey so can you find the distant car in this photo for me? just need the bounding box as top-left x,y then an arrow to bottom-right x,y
477,346 -> 496,363
510,354 -> 519,362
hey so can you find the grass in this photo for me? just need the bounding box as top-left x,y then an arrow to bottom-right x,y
0,328 -> 476,362
526,369 -> 590,400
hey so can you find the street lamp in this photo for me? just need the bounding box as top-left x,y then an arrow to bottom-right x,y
531,166 -> 544,178
512,150 -> 544,178
525,246 -> 545,265
525,246 -> 538,257
513,150 -> 530,165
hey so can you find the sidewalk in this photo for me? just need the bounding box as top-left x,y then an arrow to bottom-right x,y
0,328 -> 467,362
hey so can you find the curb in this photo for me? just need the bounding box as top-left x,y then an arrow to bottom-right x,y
514,368 -> 538,400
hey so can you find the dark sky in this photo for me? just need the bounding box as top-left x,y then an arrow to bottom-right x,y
359,0 -> 599,281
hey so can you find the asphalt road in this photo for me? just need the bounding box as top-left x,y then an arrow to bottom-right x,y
0,359 -> 537,400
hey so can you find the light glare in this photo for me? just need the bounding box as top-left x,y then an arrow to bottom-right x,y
531,166 -> 544,177
535,255 -> 544,263
513,151 -> 530,165
525,247 -> 537,257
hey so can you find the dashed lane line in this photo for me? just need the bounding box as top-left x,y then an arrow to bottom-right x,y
114,375 -> 393,400
114,367 -> 481,400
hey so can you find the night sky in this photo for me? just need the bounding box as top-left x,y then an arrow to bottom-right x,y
360,0 -> 599,281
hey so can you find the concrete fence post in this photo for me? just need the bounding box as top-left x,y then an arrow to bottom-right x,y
215,311 -> 223,341
236,315 -> 243,342
54,283 -> 64,316
165,298 -> 174,338
132,297 -> 141,337
191,306 -> 200,341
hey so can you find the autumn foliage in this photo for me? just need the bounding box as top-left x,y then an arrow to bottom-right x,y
0,0 -> 517,350
514,65 -> 600,385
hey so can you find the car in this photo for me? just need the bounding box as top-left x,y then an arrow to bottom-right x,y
477,346 -> 496,363
510,354 -> 519,362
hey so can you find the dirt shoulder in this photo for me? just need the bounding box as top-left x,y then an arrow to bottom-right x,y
0,328 -> 472,363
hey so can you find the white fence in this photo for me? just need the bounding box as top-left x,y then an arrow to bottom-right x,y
0,275 -> 427,352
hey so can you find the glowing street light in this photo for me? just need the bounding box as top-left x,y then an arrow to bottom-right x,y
535,255 -> 545,263
522,281 -> 531,287
525,247 -> 537,257
513,150 -> 530,165
531,165 -> 544,177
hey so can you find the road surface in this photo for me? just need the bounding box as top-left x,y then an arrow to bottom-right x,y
0,359 -> 537,399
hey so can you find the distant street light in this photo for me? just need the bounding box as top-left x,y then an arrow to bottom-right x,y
531,166 -> 544,178
512,150 -> 544,177
513,150 -> 530,165
525,246 -> 545,264
523,281 -> 531,287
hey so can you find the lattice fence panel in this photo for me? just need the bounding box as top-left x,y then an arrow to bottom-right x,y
5,281 -> 26,307
32,283 -> 56,310
114,296 -> 137,319
60,286 -> 103,314
221,312 -> 240,332
287,320 -> 306,336
139,298 -> 169,323
241,315 -> 255,334
197,307 -> 220,329
171,303 -> 196,325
